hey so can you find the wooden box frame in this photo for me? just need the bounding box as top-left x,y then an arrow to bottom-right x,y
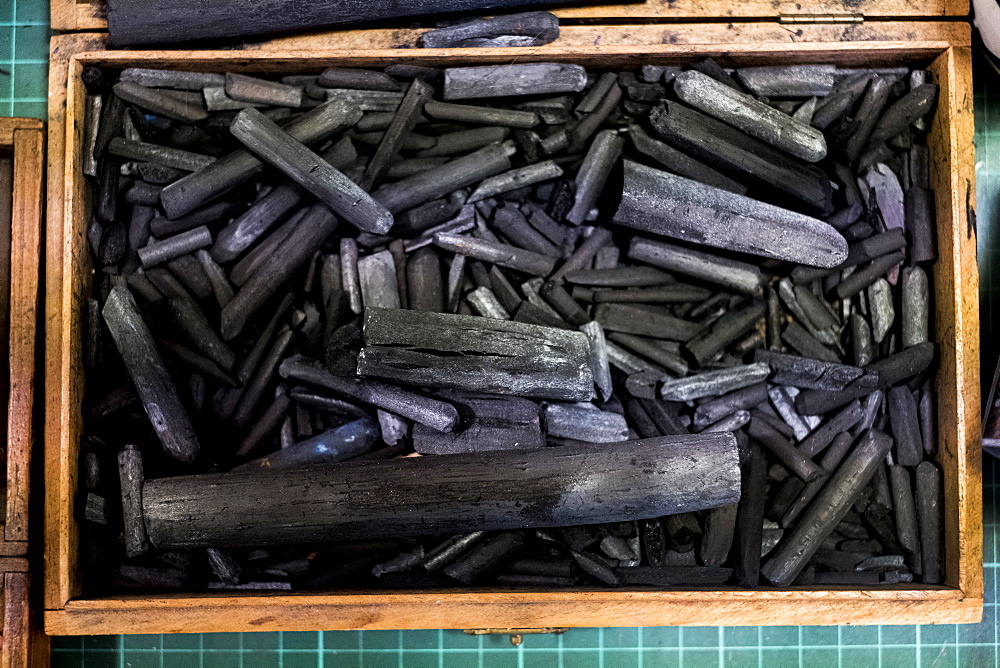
1,118 -> 47,666
43,24 -> 981,634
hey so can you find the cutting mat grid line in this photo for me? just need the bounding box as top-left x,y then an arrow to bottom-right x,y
2,2 -> 996,664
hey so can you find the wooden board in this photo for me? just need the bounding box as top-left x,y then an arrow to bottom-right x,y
44,25 -> 980,633
0,119 -> 47,667
3,572 -> 50,668
49,0 -> 969,32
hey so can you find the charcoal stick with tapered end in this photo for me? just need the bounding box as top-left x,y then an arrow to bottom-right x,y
142,433 -> 742,548
673,70 -> 828,162
160,100 -> 360,219
615,161 -> 846,268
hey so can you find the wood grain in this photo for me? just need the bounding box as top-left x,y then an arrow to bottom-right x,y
6,127 -> 44,547
926,45 -> 982,604
44,26 -> 979,633
47,35 -> 103,611
3,572 -> 50,668
44,588 -> 981,635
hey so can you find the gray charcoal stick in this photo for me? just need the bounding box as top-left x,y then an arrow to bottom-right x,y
419,11 -> 559,49
374,143 -> 513,213
673,70 -> 827,162
359,78 -> 433,192
444,64 -> 586,100
142,433 -> 741,548
614,160 -> 833,267
629,237 -> 763,295
424,101 -> 539,128
627,123 -> 746,195
356,308 -> 594,401
567,130 -> 624,225
280,355 -> 459,432
118,444 -> 150,558
888,463 -> 921,559
888,385 -> 923,467
160,100 -> 361,219
735,443 -> 767,587
761,430 -> 894,586
594,303 -> 701,341
102,286 -> 201,463
413,392 -> 542,454
754,350 -> 872,391
230,108 -> 392,234
649,101 -> 832,216
445,533 -> 526,584
916,461 -> 943,583
221,205 -> 338,340
660,364 -> 771,402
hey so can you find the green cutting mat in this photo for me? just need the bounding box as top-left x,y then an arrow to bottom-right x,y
5,1 -> 1000,663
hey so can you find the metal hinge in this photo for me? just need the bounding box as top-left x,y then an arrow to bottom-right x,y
779,13 -> 864,24
464,628 -> 570,646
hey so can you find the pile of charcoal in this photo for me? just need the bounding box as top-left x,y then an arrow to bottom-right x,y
79,58 -> 943,593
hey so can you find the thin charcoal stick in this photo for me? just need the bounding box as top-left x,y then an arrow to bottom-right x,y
221,205 -> 338,340
780,431 -> 854,529
916,461 -> 943,584
735,443 -> 767,587
373,142 -> 514,214
747,417 -> 825,482
281,355 -> 460,432
102,287 -> 201,463
629,237 -> 763,295
118,444 -> 150,558
359,78 -> 433,192
761,430 -> 894,586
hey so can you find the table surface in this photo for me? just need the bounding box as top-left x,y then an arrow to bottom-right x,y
4,2 -> 1000,665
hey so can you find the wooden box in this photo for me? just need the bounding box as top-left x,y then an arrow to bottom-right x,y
0,118 -> 47,666
43,15 -> 982,634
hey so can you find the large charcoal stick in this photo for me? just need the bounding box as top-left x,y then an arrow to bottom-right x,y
356,308 -> 595,401
142,433 -> 742,548
615,161 -> 846,268
107,0 -> 573,46
102,287 -> 201,464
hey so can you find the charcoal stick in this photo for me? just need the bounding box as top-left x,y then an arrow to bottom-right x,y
142,433 -> 742,548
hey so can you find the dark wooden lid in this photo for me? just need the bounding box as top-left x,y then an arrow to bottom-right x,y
50,0 -> 970,34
